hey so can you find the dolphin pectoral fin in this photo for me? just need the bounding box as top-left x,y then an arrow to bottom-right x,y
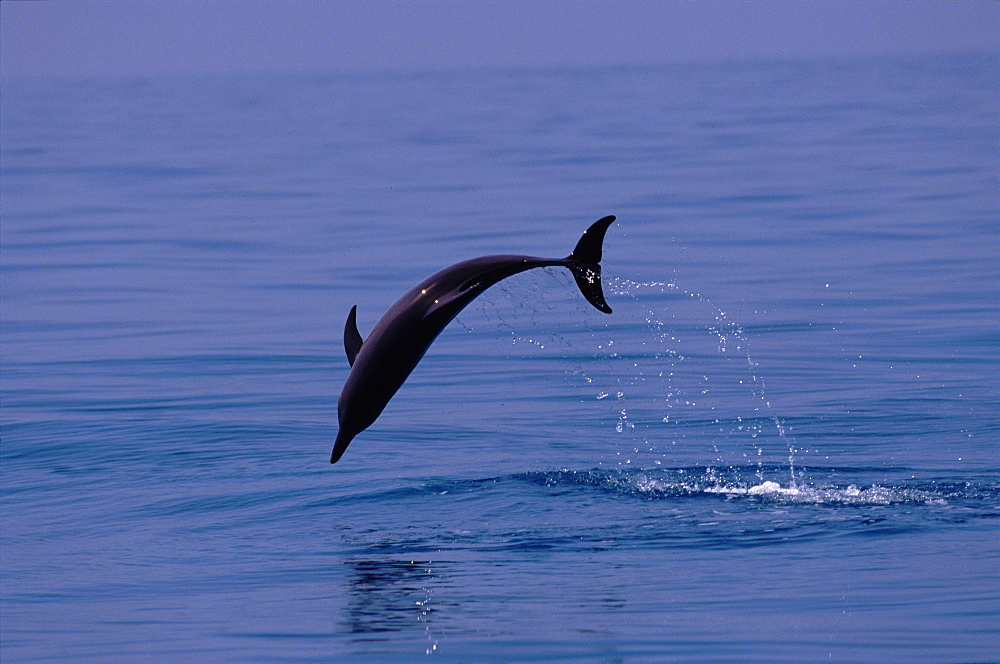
424,288 -> 475,320
567,215 -> 615,314
344,305 -> 363,366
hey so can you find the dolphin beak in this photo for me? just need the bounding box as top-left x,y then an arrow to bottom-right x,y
330,430 -> 353,464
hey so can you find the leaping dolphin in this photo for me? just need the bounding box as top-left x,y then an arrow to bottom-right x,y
331,215 -> 616,463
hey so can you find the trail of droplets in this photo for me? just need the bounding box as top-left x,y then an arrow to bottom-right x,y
609,276 -> 800,486
463,270 -> 642,460
410,561 -> 439,655
456,269 -> 799,484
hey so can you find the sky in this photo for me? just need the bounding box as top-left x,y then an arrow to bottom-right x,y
2,0 -> 999,77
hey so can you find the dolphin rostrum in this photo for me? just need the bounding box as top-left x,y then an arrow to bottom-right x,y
331,215 -> 616,463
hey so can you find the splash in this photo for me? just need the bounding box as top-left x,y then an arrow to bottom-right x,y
520,468 -> 950,506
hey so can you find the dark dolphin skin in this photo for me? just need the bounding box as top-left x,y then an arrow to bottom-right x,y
331,215 -> 615,463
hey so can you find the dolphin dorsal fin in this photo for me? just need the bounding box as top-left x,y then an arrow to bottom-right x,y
344,305 -> 363,366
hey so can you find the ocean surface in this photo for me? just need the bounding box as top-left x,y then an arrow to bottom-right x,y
2,54 -> 998,662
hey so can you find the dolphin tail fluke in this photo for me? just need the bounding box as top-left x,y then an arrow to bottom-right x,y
331,430 -> 353,464
567,215 -> 615,314
569,215 -> 615,265
569,263 -> 612,314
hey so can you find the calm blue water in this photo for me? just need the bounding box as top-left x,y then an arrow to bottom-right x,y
2,54 -> 998,662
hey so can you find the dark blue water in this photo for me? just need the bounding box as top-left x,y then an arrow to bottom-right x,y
3,54 -> 998,662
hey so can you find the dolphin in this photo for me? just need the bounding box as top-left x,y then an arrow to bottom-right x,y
331,215 -> 615,463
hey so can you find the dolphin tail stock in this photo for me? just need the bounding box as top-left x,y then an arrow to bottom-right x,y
566,215 -> 615,314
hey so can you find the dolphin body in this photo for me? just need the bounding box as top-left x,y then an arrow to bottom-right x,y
331,215 -> 615,463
